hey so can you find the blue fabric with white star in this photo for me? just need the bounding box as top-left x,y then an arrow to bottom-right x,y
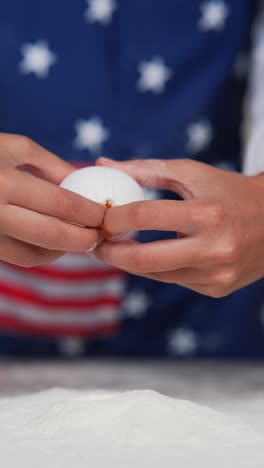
0,0 -> 264,358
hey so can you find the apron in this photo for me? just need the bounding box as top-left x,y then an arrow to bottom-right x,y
0,0 -> 263,357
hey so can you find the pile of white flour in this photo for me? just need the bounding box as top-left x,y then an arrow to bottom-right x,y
0,389 -> 263,468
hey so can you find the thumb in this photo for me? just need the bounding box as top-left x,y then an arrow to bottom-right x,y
97,157 -> 212,200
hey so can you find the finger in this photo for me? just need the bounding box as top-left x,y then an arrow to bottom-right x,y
130,267 -> 212,284
1,168 -> 105,227
97,157 -> 212,199
115,266 -> 214,295
94,238 -> 204,273
0,133 -> 74,184
135,272 -> 213,295
97,157 -> 174,190
0,205 -> 102,252
135,270 -> 239,297
0,234 -> 64,267
103,199 -> 202,236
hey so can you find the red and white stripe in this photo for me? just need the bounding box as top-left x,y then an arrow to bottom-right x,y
0,253 -> 125,337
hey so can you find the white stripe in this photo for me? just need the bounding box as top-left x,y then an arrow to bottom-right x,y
0,297 -> 120,326
0,291 -> 119,315
0,268 -> 125,299
50,253 -> 115,271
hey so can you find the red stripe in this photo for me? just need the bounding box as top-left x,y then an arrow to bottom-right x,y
0,315 -> 118,337
10,265 -> 123,281
74,162 -> 93,168
0,283 -> 121,309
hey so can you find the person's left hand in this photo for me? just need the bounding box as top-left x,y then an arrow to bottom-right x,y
94,157 -> 264,298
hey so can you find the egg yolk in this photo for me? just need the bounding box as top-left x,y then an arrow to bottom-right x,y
104,200 -> 113,209
99,200 -> 113,239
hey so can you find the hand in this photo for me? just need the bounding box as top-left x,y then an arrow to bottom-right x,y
94,157 -> 264,298
0,133 -> 105,267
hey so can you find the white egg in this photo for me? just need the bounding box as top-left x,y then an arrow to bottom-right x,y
60,166 -> 144,206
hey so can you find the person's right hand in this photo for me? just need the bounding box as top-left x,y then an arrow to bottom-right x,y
0,133 -> 105,267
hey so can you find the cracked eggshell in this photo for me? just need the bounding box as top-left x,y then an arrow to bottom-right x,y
60,166 -> 145,206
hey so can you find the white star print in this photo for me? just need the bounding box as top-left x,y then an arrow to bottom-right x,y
74,117 -> 109,153
186,120 -> 213,154
137,57 -> 172,94
122,290 -> 150,319
58,337 -> 85,357
19,40 -> 57,78
168,328 -> 199,356
198,1 -> 230,32
85,0 -> 117,25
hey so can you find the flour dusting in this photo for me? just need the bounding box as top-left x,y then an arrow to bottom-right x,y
0,389 -> 263,468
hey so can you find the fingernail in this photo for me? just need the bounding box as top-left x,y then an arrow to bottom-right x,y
98,157 -> 113,164
86,242 -> 97,254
